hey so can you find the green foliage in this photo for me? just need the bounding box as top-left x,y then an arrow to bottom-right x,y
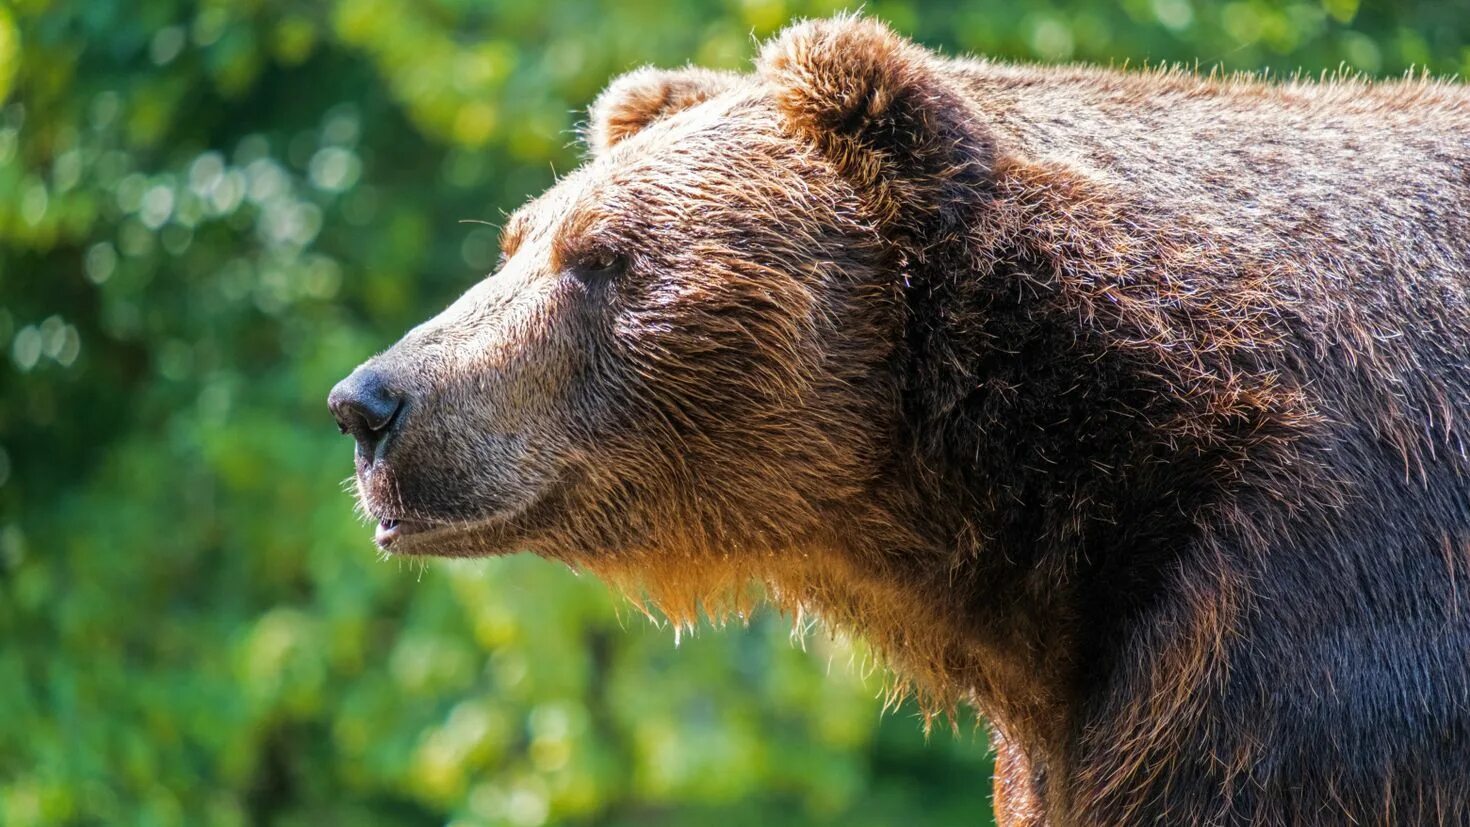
0,0 -> 1464,824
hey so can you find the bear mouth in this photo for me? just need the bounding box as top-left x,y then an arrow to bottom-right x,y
374,517 -> 432,548
363,472 -> 576,557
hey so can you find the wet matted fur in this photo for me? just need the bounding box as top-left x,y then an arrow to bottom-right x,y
336,15 -> 1470,826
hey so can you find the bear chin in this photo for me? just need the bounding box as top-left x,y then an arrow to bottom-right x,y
372,516 -> 509,557
368,480 -> 575,558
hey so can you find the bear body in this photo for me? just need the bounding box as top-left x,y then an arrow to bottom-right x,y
909,49 -> 1470,827
330,17 -> 1470,825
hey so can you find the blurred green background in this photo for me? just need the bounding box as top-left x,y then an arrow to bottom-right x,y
1,0 -> 1466,824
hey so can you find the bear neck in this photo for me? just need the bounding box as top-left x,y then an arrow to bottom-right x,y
805,153 -> 1317,786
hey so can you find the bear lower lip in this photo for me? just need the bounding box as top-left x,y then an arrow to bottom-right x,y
375,517 -> 425,547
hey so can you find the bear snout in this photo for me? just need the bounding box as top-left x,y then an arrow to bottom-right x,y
328,366 -> 407,469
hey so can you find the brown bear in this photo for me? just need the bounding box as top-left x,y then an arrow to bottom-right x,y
329,15 -> 1470,825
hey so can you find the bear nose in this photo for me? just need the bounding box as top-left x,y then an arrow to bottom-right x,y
328,368 -> 405,463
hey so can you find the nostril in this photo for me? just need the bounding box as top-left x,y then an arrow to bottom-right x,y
328,368 -> 407,460
357,393 -> 402,434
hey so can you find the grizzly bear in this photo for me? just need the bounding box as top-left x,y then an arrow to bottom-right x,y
329,15 -> 1470,825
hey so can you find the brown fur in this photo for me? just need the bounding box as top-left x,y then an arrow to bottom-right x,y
585,66 -> 739,154
335,15 -> 1470,825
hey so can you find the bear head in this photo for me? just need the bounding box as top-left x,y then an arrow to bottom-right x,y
329,16 -> 994,616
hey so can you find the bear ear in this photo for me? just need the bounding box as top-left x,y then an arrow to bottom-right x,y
586,66 -> 741,155
757,16 -> 993,236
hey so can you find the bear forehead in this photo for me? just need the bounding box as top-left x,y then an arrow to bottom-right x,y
500,91 -> 807,257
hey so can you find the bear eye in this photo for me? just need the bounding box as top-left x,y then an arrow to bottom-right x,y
572,249 -> 626,282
